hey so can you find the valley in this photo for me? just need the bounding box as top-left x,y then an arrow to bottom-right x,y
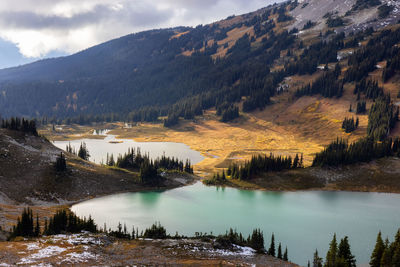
1,0 -> 400,266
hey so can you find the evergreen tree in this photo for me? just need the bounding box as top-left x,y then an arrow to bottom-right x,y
268,233 -> 276,257
337,236 -> 356,267
34,215 -> 40,237
277,243 -> 282,259
78,142 -> 90,160
314,249 -> 323,267
325,234 -> 338,267
283,247 -> 288,261
54,152 -> 67,172
380,239 -> 392,267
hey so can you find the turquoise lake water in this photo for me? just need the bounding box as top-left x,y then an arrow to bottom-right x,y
72,182 -> 400,266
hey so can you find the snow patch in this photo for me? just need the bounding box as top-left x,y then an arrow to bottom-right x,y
62,252 -> 96,264
26,243 -> 41,251
215,244 -> 255,256
18,246 -> 66,265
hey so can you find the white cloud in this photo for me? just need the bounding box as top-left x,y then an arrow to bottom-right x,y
0,0 -> 282,58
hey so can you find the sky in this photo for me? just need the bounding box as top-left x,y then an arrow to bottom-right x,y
0,0 -> 283,69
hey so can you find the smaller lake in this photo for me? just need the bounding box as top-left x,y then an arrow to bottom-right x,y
53,132 -> 204,165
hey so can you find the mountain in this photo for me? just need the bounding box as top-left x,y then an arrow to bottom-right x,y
0,0 -> 399,122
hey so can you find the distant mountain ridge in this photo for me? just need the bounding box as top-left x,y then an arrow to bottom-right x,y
0,0 -> 398,120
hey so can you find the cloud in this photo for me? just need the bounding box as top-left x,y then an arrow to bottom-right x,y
0,0 -> 282,58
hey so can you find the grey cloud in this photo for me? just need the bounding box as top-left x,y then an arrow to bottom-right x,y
0,3 -> 173,30
0,0 -> 283,59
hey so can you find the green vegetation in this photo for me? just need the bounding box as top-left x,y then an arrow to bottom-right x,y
345,28 -> 400,83
9,208 -> 40,238
356,101 -> 367,114
312,137 -> 400,167
295,69 -> 343,98
1,117 -> 38,136
303,20 -> 316,30
143,222 -> 167,239
342,117 -> 359,133
54,152 -> 67,172
78,142 -> 90,160
206,153 -> 303,184
326,17 -> 345,28
352,0 -> 381,11
367,96 -> 398,141
369,230 -> 400,267
378,4 -> 394,19
10,208 -> 97,239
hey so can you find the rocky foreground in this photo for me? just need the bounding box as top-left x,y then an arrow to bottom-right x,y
0,233 -> 297,266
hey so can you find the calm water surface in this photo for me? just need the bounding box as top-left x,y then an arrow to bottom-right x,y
72,182 -> 400,266
53,132 -> 204,164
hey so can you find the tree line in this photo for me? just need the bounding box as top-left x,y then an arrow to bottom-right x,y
312,137 -> 400,167
1,117 -> 38,136
205,153 -> 303,184
312,234 -> 356,267
8,207 -> 291,263
9,208 -> 97,239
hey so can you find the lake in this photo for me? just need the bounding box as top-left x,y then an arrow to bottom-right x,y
72,182 -> 400,266
53,131 -> 205,165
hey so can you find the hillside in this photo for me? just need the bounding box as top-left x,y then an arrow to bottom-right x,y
0,128 -> 194,205
0,0 -> 399,121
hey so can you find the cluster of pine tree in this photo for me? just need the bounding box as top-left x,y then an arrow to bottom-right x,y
312,137 -> 400,167
143,222 -> 167,239
10,208 -> 97,238
54,152 -> 67,172
367,96 -> 399,141
217,103 -> 240,122
215,228 -> 265,253
354,79 -> 383,100
311,234 -> 356,267
267,233 -> 289,261
1,117 -> 38,136
66,142 -> 90,160
370,230 -> 400,267
44,210 -> 97,235
105,148 -> 193,185
10,208 -> 40,238
382,48 -> 400,82
285,33 -> 346,76
351,0 -> 381,11
342,117 -> 359,133
345,28 -> 400,82
356,101 -> 367,114
215,153 -> 304,181
295,68 -> 343,98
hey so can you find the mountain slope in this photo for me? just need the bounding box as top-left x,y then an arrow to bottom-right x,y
0,128 -> 193,205
0,0 -> 399,120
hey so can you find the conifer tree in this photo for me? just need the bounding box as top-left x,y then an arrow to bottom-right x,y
370,231 -> 385,267
325,234 -> 338,267
268,233 -> 276,257
380,238 -> 392,267
337,236 -> 356,267
283,246 -> 288,261
78,142 -> 90,160
277,243 -> 282,259
34,215 -> 40,237
314,249 -> 323,267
